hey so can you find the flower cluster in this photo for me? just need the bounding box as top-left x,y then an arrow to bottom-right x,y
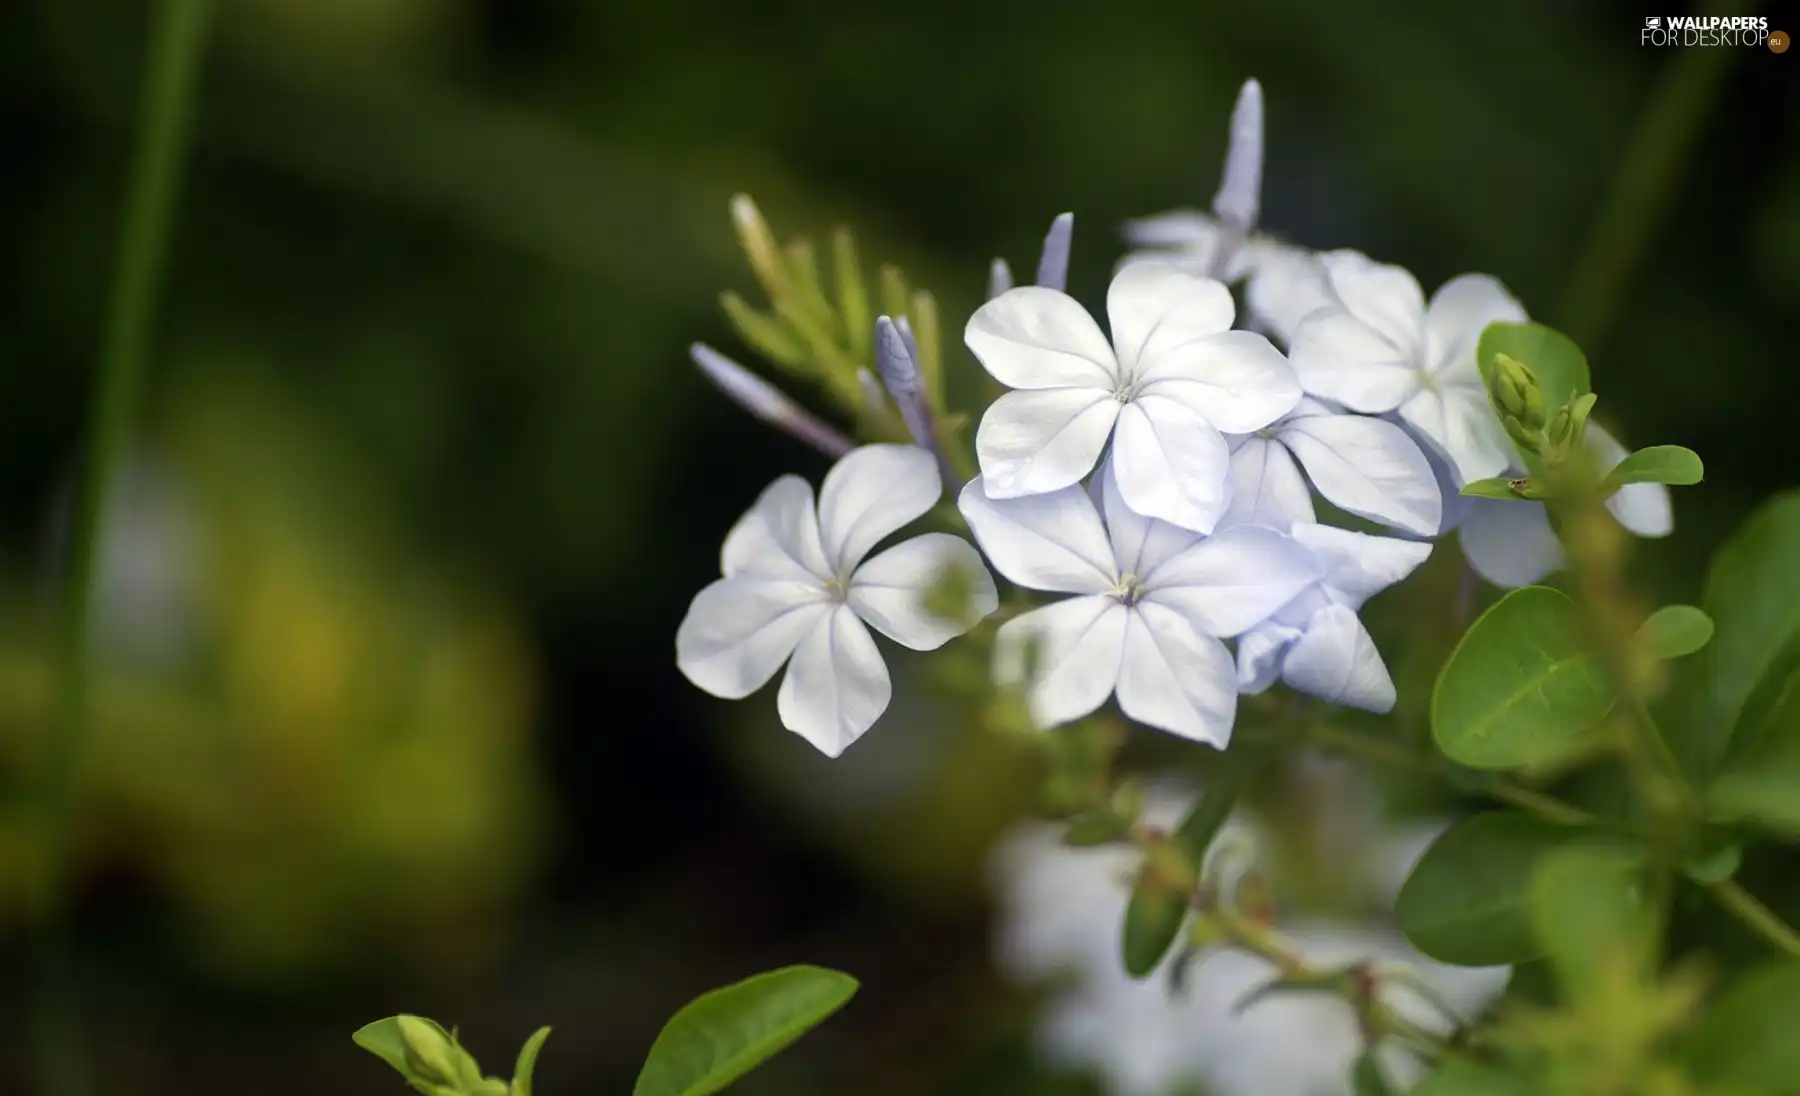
674,77 -> 1675,757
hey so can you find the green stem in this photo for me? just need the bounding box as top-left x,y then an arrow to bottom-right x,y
1301,721 -> 1596,828
32,2 -> 213,1093
1705,880 -> 1800,960
1556,0 -> 1751,354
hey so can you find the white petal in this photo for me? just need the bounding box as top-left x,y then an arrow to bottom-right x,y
1458,497 -> 1564,589
994,597 -> 1129,729
1115,602 -> 1240,746
1318,250 -> 1426,353
1140,524 -> 1322,637
1410,422 -> 1474,533
966,286 -> 1120,389
1288,308 -> 1419,413
816,444 -> 942,573
676,578 -> 830,698
975,387 -> 1121,498
1288,523 -> 1434,608
1280,412 -> 1443,535
1236,620 -> 1302,694
1423,273 -> 1527,375
720,475 -> 832,582
1280,604 -> 1397,712
1135,330 -> 1301,434
1105,262 -> 1236,373
1244,246 -> 1334,345
776,606 -> 891,757
1111,394 -> 1233,533
1590,424 -> 1673,538
1098,457 -> 1203,578
849,533 -> 998,650
1219,436 -> 1315,532
958,479 -> 1118,595
1397,384 -> 1513,484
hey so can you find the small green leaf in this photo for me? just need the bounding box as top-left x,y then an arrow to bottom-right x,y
1432,586 -> 1616,770
1119,742 -> 1273,977
1704,491 -> 1800,769
1682,839 -> 1742,885
1710,760 -> 1800,840
1397,812 -> 1592,966
1459,477 -> 1543,500
511,1027 -> 551,1096
1601,444 -> 1704,491
353,1017 -> 417,1076
1637,605 -> 1714,660
1410,1060 -> 1543,1096
633,966 -> 857,1096
1528,847 -> 1654,994
1477,322 -> 1591,415
1681,963 -> 1800,1094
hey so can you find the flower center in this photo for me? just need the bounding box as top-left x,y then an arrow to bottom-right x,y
822,574 -> 851,603
1111,379 -> 1140,404
1112,572 -> 1145,607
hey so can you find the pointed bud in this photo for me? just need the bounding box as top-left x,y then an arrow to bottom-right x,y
1546,405 -> 1575,448
1492,353 -> 1546,431
396,1016 -> 464,1086
987,257 -> 1014,300
729,194 -> 788,298
856,368 -> 885,412
875,316 -> 960,491
690,344 -> 854,458
1213,78 -> 1264,234
1503,414 -> 1540,456
1036,212 -> 1074,292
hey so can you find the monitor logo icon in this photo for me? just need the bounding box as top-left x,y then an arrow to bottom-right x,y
1646,16 -> 1661,29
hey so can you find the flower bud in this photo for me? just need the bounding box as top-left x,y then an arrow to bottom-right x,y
1502,414 -> 1540,456
1493,353 -> 1547,431
397,1016 -> 465,1087
1546,405 -> 1575,448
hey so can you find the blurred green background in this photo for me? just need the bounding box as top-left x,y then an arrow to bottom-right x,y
0,0 -> 1796,1092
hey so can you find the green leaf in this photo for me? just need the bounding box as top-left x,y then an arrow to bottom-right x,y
1528,847 -> 1654,994
1477,322 -> 1591,414
632,966 -> 858,1096
1704,492 -> 1800,768
1459,477 -> 1542,501
1121,875 -> 1190,979
1119,742 -> 1273,977
1601,445 -> 1704,491
1410,1060 -> 1543,1096
352,1017 -> 416,1076
1636,605 -> 1714,660
1681,963 -> 1800,1094
1710,763 -> 1800,840
1432,586 -> 1616,770
511,1027 -> 551,1096
1397,812 -> 1593,966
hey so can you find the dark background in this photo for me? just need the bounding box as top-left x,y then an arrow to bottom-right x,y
1,0 -> 1796,1092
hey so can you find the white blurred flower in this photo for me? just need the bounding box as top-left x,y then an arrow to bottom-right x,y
965,262 -> 1300,533
1235,524 -> 1433,713
1289,253 -> 1527,486
1455,423 -> 1673,589
1120,214 -> 1334,346
958,463 -> 1319,745
991,790 -> 1510,1096
676,444 -> 997,757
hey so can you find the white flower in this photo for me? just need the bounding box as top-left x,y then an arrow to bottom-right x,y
1236,523 -> 1433,712
676,445 -> 997,757
1220,397 -> 1443,536
1456,424 -> 1673,589
958,463 -> 1319,745
966,261 -> 1302,533
1121,212 -> 1334,345
1289,252 -> 1528,486
991,791 -> 1511,1096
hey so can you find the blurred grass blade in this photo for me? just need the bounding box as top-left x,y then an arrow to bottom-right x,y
832,227 -> 871,362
